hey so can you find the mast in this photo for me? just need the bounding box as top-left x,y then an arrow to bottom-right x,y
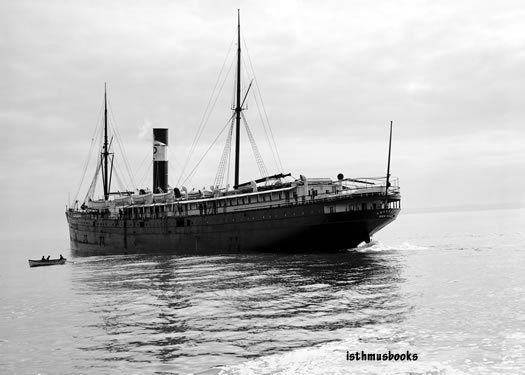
103,83 -> 110,200
234,9 -> 242,188
385,120 -> 393,202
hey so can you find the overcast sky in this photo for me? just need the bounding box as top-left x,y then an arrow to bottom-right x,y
2,0 -> 524,244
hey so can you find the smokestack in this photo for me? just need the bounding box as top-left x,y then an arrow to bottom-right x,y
153,128 -> 168,193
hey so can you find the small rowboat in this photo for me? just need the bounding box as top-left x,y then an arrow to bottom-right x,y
28,258 -> 67,268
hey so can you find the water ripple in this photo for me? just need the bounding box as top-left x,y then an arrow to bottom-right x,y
68,252 -> 407,373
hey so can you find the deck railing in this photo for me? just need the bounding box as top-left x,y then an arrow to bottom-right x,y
68,179 -> 401,221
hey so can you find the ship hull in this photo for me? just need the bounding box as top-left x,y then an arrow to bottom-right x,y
67,201 -> 399,256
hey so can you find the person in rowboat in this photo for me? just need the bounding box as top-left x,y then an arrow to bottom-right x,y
46,255 -> 50,260
59,254 -> 64,260
41,256 -> 46,261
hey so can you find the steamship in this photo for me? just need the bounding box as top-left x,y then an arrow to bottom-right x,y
65,13 -> 401,256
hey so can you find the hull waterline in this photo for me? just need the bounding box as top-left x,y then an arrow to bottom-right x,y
67,199 -> 399,256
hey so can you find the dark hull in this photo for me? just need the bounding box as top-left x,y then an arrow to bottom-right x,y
29,259 -> 67,267
67,200 -> 399,256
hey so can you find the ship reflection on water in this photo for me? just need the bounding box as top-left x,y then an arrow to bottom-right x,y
71,251 -> 411,373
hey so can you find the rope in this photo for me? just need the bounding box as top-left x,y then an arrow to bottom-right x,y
180,57 -> 235,184
107,99 -> 137,190
181,115 -> 234,186
84,155 -> 102,203
225,137 -> 232,189
73,103 -> 103,203
138,161 -> 152,188
177,36 -> 236,186
214,118 -> 235,188
113,158 -> 131,192
113,167 -> 126,193
169,159 -> 191,186
250,80 -> 281,173
135,150 -> 151,188
243,37 -> 284,172
242,112 -> 268,178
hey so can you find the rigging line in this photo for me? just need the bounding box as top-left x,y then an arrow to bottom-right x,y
184,56 -> 236,177
168,159 -> 191,186
112,167 -> 125,193
84,155 -> 102,203
112,126 -> 136,190
108,133 -> 132,190
255,76 -> 283,172
243,37 -> 284,172
135,150 -> 151,188
177,36 -> 236,186
109,118 -> 134,186
93,124 -> 105,196
114,167 -> 132,194
138,161 -> 153,188
225,119 -> 233,188
239,53 -> 279,171
244,61 -> 281,174
141,162 -> 152,188
168,160 -> 192,186
193,35 -> 235,146
107,101 -> 137,189
74,103 -> 104,203
250,80 -> 280,173
231,63 -> 237,109
170,156 -> 186,177
200,35 -> 236,122
177,56 -> 236,186
241,56 -> 252,107
241,112 -> 268,178
167,151 -> 188,185
214,119 -> 235,188
183,115 -> 234,186
74,132 -> 98,202
113,157 -> 133,192
226,136 -> 232,189
239,42 -> 279,173
182,115 -> 235,186
108,102 -> 135,189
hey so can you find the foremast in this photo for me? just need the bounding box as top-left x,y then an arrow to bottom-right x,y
101,83 -> 113,201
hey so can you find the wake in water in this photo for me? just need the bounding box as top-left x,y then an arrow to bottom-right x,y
352,240 -> 429,253
215,325 -> 466,375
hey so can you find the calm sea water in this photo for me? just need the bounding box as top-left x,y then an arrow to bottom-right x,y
1,208 -> 524,374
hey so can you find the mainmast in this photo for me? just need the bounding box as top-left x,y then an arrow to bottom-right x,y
234,9 -> 242,188
103,83 -> 110,200
385,120 -> 393,202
